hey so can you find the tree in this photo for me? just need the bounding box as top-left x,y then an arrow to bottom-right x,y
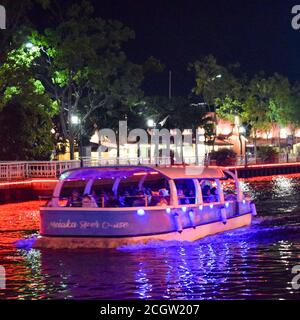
0,101 -> 54,161
143,96 -> 212,163
0,0 -> 50,57
0,41 -> 56,160
144,96 -> 209,130
189,55 -> 242,109
189,55 -> 244,153
19,1 -> 151,159
191,57 -> 296,158
0,111 -> 54,162
243,73 -> 294,157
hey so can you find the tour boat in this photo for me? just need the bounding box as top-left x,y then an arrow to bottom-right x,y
34,165 -> 257,249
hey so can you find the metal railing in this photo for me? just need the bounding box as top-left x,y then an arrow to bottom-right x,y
226,154 -> 300,167
0,161 -> 81,181
1,153 -> 300,181
0,157 -> 207,181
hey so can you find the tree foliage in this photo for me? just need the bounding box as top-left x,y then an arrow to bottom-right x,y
1,1 -> 162,159
190,55 -> 299,143
0,101 -> 54,161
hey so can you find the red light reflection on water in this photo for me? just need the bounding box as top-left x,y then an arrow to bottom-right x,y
0,201 -> 43,299
0,201 -> 40,244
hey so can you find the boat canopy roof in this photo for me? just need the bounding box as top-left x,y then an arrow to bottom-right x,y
59,166 -> 225,181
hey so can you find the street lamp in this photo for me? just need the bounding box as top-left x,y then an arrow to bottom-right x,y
71,115 -> 80,125
210,74 -> 222,81
25,42 -> 35,49
147,119 -> 156,128
71,114 -> 83,167
238,125 -> 247,166
239,126 -> 246,135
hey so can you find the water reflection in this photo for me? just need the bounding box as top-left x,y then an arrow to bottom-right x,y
2,176 -> 300,299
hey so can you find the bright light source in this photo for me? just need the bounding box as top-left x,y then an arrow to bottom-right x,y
216,74 -> 222,79
147,119 -> 155,128
280,128 -> 287,139
182,206 -> 187,212
25,42 -> 34,49
71,115 -> 80,125
239,126 -> 246,134
51,128 -> 56,134
137,209 -> 145,216
166,208 -> 171,214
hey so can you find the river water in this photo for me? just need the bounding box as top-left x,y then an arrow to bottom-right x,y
1,175 -> 300,300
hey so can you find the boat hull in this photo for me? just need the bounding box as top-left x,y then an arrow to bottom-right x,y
35,214 -> 252,249
35,203 -> 253,249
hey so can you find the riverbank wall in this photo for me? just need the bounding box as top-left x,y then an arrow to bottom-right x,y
226,162 -> 300,178
0,179 -> 57,204
1,163 -> 300,204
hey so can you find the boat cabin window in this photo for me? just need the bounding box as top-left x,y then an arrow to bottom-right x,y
142,175 -> 170,207
60,180 -> 86,206
222,180 -> 237,201
174,179 -> 196,205
91,178 -> 120,208
59,172 -> 171,208
199,180 -> 220,203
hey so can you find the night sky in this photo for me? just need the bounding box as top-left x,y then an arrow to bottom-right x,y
93,0 -> 300,96
35,0 -> 300,96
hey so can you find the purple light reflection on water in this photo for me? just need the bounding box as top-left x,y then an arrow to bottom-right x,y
2,176 -> 300,299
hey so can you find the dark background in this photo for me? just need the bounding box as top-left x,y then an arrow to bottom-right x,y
35,0 -> 300,96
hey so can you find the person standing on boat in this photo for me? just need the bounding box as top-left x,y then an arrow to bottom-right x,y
66,190 -> 82,207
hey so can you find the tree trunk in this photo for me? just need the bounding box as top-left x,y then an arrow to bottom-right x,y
116,131 -> 120,165
69,137 -> 75,160
195,135 -> 199,165
254,132 -> 257,163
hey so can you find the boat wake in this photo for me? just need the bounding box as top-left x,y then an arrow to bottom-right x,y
118,214 -> 300,251
14,236 -> 37,250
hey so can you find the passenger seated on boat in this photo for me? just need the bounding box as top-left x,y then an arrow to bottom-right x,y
132,191 -> 146,207
123,191 -> 133,207
118,191 -> 127,207
177,188 -> 189,204
149,194 -> 159,206
224,190 -> 237,201
202,185 -> 211,203
90,190 -> 103,207
66,190 -> 82,207
209,187 -> 218,202
156,190 -> 169,206
105,192 -> 120,208
82,194 -> 98,208
186,189 -> 196,204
